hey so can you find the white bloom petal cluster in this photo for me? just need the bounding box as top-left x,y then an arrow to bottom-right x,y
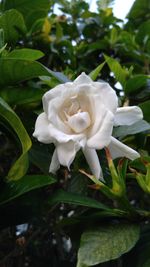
33,73 -> 143,179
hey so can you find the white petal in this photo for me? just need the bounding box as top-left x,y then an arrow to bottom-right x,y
74,72 -> 92,85
114,106 -> 143,126
94,82 -> 118,113
48,123 -> 85,143
67,112 -> 91,133
33,113 -> 52,144
42,84 -> 66,115
108,136 -> 140,160
56,141 -> 80,168
87,110 -> 114,149
49,149 -> 60,174
82,146 -> 103,179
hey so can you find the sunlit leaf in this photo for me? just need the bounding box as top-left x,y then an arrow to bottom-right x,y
89,61 -> 105,80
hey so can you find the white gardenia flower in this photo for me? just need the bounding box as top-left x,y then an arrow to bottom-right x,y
33,73 -> 143,179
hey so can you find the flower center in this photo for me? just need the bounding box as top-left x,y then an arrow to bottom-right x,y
67,111 -> 91,133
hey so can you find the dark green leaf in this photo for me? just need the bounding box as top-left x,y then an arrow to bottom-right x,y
0,175 -> 56,205
125,75 -> 150,95
139,100 -> 150,122
77,223 -> 140,266
48,189 -> 109,210
127,0 -> 150,21
0,9 -> 26,43
2,0 -> 51,29
0,97 -> 32,180
136,20 -> 150,45
0,85 -> 44,106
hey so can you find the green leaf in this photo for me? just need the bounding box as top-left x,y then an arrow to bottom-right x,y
104,54 -> 128,87
125,75 -> 150,95
141,259 -> 150,267
0,97 -> 32,180
136,20 -> 150,45
48,189 -> 109,210
139,100 -> 150,122
0,58 -> 70,86
77,223 -> 140,266
113,120 -> 150,138
0,175 -> 56,205
2,0 -> 51,29
0,9 -> 26,43
8,48 -> 44,61
0,85 -> 44,106
89,61 -> 105,80
127,0 -> 150,21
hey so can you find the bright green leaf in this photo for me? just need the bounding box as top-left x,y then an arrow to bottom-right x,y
0,97 -> 32,180
77,224 -> 140,266
0,175 -> 56,205
7,48 -> 44,61
104,54 -> 128,87
89,61 -> 105,80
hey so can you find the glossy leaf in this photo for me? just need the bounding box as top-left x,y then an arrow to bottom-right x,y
0,97 -> 32,180
0,85 -> 44,106
0,9 -> 26,43
77,223 -> 140,266
8,48 -> 44,61
0,57 -> 70,86
127,0 -> 150,20
104,54 -> 128,86
0,175 -> 56,205
125,75 -> 150,94
89,61 -> 105,80
2,0 -> 51,29
139,100 -> 150,122
48,189 -> 109,210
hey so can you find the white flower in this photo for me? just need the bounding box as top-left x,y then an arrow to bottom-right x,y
33,73 -> 143,179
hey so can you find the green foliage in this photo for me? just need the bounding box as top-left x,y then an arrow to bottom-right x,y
0,175 -> 56,205
77,224 -> 140,266
0,0 -> 150,266
0,9 -> 27,43
0,97 -> 32,180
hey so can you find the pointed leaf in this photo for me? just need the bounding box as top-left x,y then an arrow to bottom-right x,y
0,175 -> 56,205
48,189 -> 109,210
89,61 -> 105,80
8,48 -> 44,61
0,58 -> 70,86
